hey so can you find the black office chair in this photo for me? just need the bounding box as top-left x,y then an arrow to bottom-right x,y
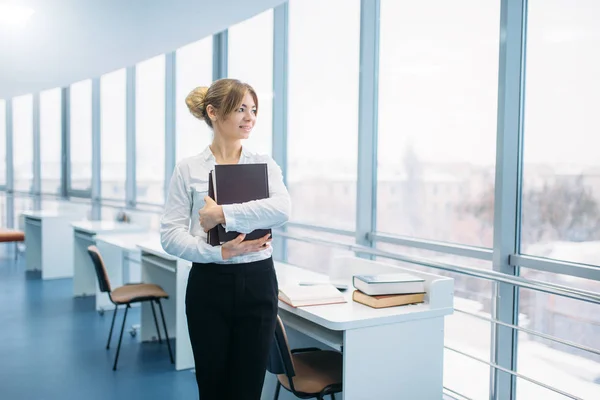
267,315 -> 343,400
87,245 -> 174,370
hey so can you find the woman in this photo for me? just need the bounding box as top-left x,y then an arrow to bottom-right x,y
160,78 -> 291,400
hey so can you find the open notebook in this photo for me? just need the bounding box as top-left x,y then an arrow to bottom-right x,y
278,283 -> 347,308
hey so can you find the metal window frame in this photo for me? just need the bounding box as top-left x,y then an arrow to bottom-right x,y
213,31 -> 228,80
60,87 -> 69,199
125,66 -> 137,208
5,99 -> 14,228
32,93 -> 41,210
369,232 -> 493,261
91,77 -> 101,220
164,51 -> 177,202
510,254 -> 600,281
272,2 -> 289,262
356,0 -> 380,252
490,0 -> 528,399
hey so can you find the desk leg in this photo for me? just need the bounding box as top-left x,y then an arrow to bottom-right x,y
73,234 -> 97,296
24,222 -> 41,272
343,317 -> 444,400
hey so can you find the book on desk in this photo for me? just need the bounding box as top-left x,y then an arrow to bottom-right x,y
207,163 -> 272,246
278,283 -> 347,308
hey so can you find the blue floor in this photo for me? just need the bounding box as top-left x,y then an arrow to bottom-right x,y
0,252 -> 197,400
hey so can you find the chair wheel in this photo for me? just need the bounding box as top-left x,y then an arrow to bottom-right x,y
98,309 -> 105,316
129,329 -> 137,337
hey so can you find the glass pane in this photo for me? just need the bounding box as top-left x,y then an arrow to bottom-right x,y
521,1 -> 600,263
136,55 -> 165,204
176,38 -> 212,162
285,228 -> 355,275
228,9 -> 274,156
12,95 -> 33,192
70,80 -> 92,192
518,284 -> 600,399
40,88 -> 62,195
376,0 -> 500,247
14,196 -> 33,229
101,68 -> 127,200
0,100 -> 5,186
287,0 -> 360,230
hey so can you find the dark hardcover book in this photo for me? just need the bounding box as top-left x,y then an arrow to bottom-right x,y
211,163 -> 271,244
206,171 -> 221,246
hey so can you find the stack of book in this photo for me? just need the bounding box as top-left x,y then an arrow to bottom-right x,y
352,273 -> 426,309
206,163 -> 271,246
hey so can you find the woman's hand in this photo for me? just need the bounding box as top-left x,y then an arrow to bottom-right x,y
199,196 -> 225,232
221,233 -> 272,260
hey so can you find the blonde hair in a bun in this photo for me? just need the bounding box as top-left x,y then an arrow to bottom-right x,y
185,86 -> 209,120
184,79 -> 259,129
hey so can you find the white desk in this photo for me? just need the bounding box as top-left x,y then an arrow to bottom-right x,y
112,239 -> 455,400
71,221 -> 145,297
22,210 -> 85,280
137,241 -> 194,371
94,232 -> 159,312
264,257 -> 454,400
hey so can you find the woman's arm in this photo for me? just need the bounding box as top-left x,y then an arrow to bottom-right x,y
221,156 -> 291,234
160,165 -> 224,262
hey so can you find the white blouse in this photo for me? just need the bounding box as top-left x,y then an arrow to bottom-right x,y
160,146 -> 291,264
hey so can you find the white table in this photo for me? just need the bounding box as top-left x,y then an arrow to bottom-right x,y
71,221 -> 146,297
22,210 -> 85,280
137,241 -> 194,371
108,239 -> 455,400
263,256 -> 455,400
94,232 -> 159,312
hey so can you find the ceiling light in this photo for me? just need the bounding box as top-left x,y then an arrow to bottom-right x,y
0,3 -> 35,27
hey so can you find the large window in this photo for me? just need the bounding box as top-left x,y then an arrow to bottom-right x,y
69,80 -> 92,192
287,0 -> 360,231
376,0 -> 500,248
101,68 -> 127,200
228,10 -> 274,156
136,55 -> 165,204
12,94 -> 33,192
518,1 -> 600,398
176,38 -> 212,162
0,100 -> 5,187
521,1 -> 600,262
40,88 -> 62,194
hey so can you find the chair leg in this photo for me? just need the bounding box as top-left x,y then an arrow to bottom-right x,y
157,299 -> 174,364
107,306 -> 118,349
113,304 -> 130,371
273,381 -> 281,400
150,300 -> 163,344
331,394 -> 336,400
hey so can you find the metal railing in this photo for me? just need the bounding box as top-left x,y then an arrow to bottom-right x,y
276,229 -> 600,400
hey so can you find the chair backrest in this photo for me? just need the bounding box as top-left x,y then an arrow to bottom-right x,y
267,315 -> 296,378
87,245 -> 112,293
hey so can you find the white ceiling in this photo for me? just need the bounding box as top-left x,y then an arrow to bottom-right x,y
0,0 -> 286,99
